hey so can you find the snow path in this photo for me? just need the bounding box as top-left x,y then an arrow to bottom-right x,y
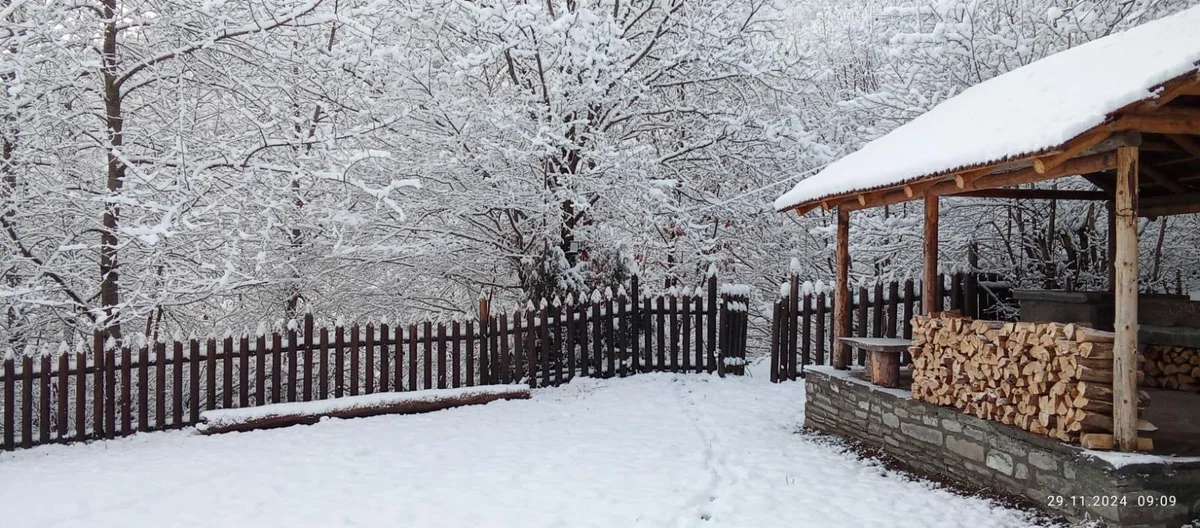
0,362 -> 1049,528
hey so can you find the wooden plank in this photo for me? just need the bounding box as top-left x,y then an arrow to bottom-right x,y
395,324 -> 405,391
74,352 -> 86,440
490,316 -> 501,385
834,209 -> 850,369
544,304 -> 555,386
318,329 -> 329,400
553,301 -> 564,384
617,298 -> 628,378
173,340 -> 183,426
451,321 -> 461,388
856,286 -> 868,365
380,323 -> 391,393
923,196 -> 939,315
1115,108 -> 1200,135
788,275 -> 800,380
668,295 -> 679,373
465,321 -> 475,387
590,300 -> 601,378
1034,128 -> 1112,174
656,296 -> 666,371
349,325 -> 360,396
694,296 -> 704,372
287,327 -> 298,402
410,321 -> 420,388
437,323 -> 447,389
271,331 -> 282,402
206,337 -> 217,410
887,282 -> 899,338
682,296 -> 692,373
630,277 -> 640,373
1113,145 -> 1140,452
138,343 -> 149,431
953,189 -> 1109,200
304,315 -> 314,401
800,294 -> 812,373
902,280 -> 914,364
21,356 -> 32,446
496,318 -> 508,387
872,283 -> 884,339
936,273 -> 946,312
511,314 -> 523,384
255,334 -> 267,405
39,355 -> 50,444
223,336 -> 234,408
529,307 -> 540,386
423,321 -> 433,390
104,341 -> 116,438
643,297 -> 653,371
478,313 -> 490,386
950,273 -> 962,312
2,356 -> 12,449
578,302 -> 589,378
770,301 -> 781,382
92,333 -> 105,437
334,325 -> 345,398
365,324 -> 375,394
122,345 -> 132,435
57,353 -> 68,440
716,297 -> 726,378
706,275 -> 717,374
566,301 -> 576,381
815,293 -> 827,365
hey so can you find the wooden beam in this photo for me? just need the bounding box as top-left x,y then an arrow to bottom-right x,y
1139,191 -> 1200,217
1140,202 -> 1200,217
1142,71 -> 1200,110
792,202 -> 821,216
833,208 -> 851,370
1140,164 -> 1187,193
1033,128 -> 1111,174
922,195 -> 938,315
951,189 -> 1108,200
1166,134 -> 1200,159
1112,145 -> 1139,453
1116,108 -> 1200,135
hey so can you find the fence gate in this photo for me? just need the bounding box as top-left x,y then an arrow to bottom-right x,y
768,271 -> 1010,382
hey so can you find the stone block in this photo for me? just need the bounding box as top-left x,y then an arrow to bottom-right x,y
1028,450 -> 1057,472
1015,463 -> 1029,480
941,418 -> 963,433
882,412 -> 899,428
987,452 -> 1014,476
900,422 -> 943,445
946,435 -> 986,462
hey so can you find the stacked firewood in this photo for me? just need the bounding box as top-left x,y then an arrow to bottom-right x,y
910,313 -> 1153,449
1144,345 -> 1200,391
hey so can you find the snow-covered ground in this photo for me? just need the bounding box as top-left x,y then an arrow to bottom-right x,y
0,362 -> 1051,528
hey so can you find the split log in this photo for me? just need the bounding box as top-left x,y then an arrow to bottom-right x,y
197,385 -> 532,435
1080,433 -> 1154,452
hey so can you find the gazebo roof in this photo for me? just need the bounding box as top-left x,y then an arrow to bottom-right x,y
775,6 -> 1200,213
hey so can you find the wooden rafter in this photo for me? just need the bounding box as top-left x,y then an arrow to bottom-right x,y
1116,108 -> 1200,135
1166,134 -> 1200,159
952,189 -> 1108,200
1033,128 -> 1112,174
1141,71 -> 1200,110
1140,163 -> 1186,193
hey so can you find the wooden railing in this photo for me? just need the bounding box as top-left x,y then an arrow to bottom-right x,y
768,272 -> 1011,382
1,275 -> 750,451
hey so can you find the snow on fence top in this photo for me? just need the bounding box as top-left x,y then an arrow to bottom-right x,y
774,6 -> 1200,212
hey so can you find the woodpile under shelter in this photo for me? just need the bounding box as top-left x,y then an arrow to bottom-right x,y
775,7 -> 1200,526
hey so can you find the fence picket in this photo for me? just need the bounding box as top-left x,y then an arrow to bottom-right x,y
631,277 -> 640,373
887,282 -> 899,338
800,295 -> 812,375
334,325 -> 345,399
578,303 -> 589,378
542,305 -> 554,386
408,323 -> 418,390
816,293 -> 827,365
682,298 -> 691,373
39,355 -> 50,444
617,297 -> 628,378
223,336 -> 234,409
3,357 -> 12,449
270,332 -> 281,403
394,324 -> 405,391
379,323 -> 390,393
319,329 -> 330,400
287,328 -> 298,402
21,356 -> 32,446
528,307 -> 540,387
104,344 -> 116,439
465,321 -> 475,387
494,320 -> 505,388
669,295 -> 679,373
451,321 -> 461,388
207,338 -> 218,410
591,301 -> 601,379
642,297 -> 653,372
366,324 -> 376,394
770,300 -> 781,383
304,315 -> 315,401
138,344 -> 149,431
173,340 -> 184,426
565,302 -> 575,381
655,297 -> 665,371
122,345 -> 133,435
255,334 -> 267,406
349,325 -> 359,397
693,296 -> 703,373
706,276 -> 717,374
424,321 -> 434,390
553,302 -> 564,384
75,352 -> 86,441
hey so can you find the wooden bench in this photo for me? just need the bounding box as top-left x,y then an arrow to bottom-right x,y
837,337 -> 912,388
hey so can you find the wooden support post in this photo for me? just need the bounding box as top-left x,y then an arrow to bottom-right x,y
833,208 -> 851,369
1113,146 -> 1140,452
922,195 -> 939,315
1107,200 -> 1117,290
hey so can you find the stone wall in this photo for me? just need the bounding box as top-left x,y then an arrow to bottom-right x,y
805,366 -> 1200,527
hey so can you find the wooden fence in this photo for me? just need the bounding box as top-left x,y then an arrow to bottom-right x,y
1,275 -> 750,451
769,272 -> 1013,382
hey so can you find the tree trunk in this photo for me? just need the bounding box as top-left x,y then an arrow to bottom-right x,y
99,0 -> 125,342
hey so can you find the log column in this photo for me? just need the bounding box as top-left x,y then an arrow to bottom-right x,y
1113,146 -> 1139,452
833,208 -> 851,369
922,195 -> 939,315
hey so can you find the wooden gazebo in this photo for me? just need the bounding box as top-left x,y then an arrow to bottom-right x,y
776,7 -> 1200,452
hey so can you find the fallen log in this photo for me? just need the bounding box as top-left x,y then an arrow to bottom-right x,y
196,385 -> 532,435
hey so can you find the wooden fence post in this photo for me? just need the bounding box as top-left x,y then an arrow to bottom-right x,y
631,276 -> 641,373
800,294 -> 812,376
706,274 -> 718,373
815,293 -> 827,365
770,300 -> 781,382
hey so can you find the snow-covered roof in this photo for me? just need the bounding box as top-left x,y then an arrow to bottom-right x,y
775,6 -> 1200,212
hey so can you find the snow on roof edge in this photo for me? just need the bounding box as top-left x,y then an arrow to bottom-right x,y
774,6 -> 1200,212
